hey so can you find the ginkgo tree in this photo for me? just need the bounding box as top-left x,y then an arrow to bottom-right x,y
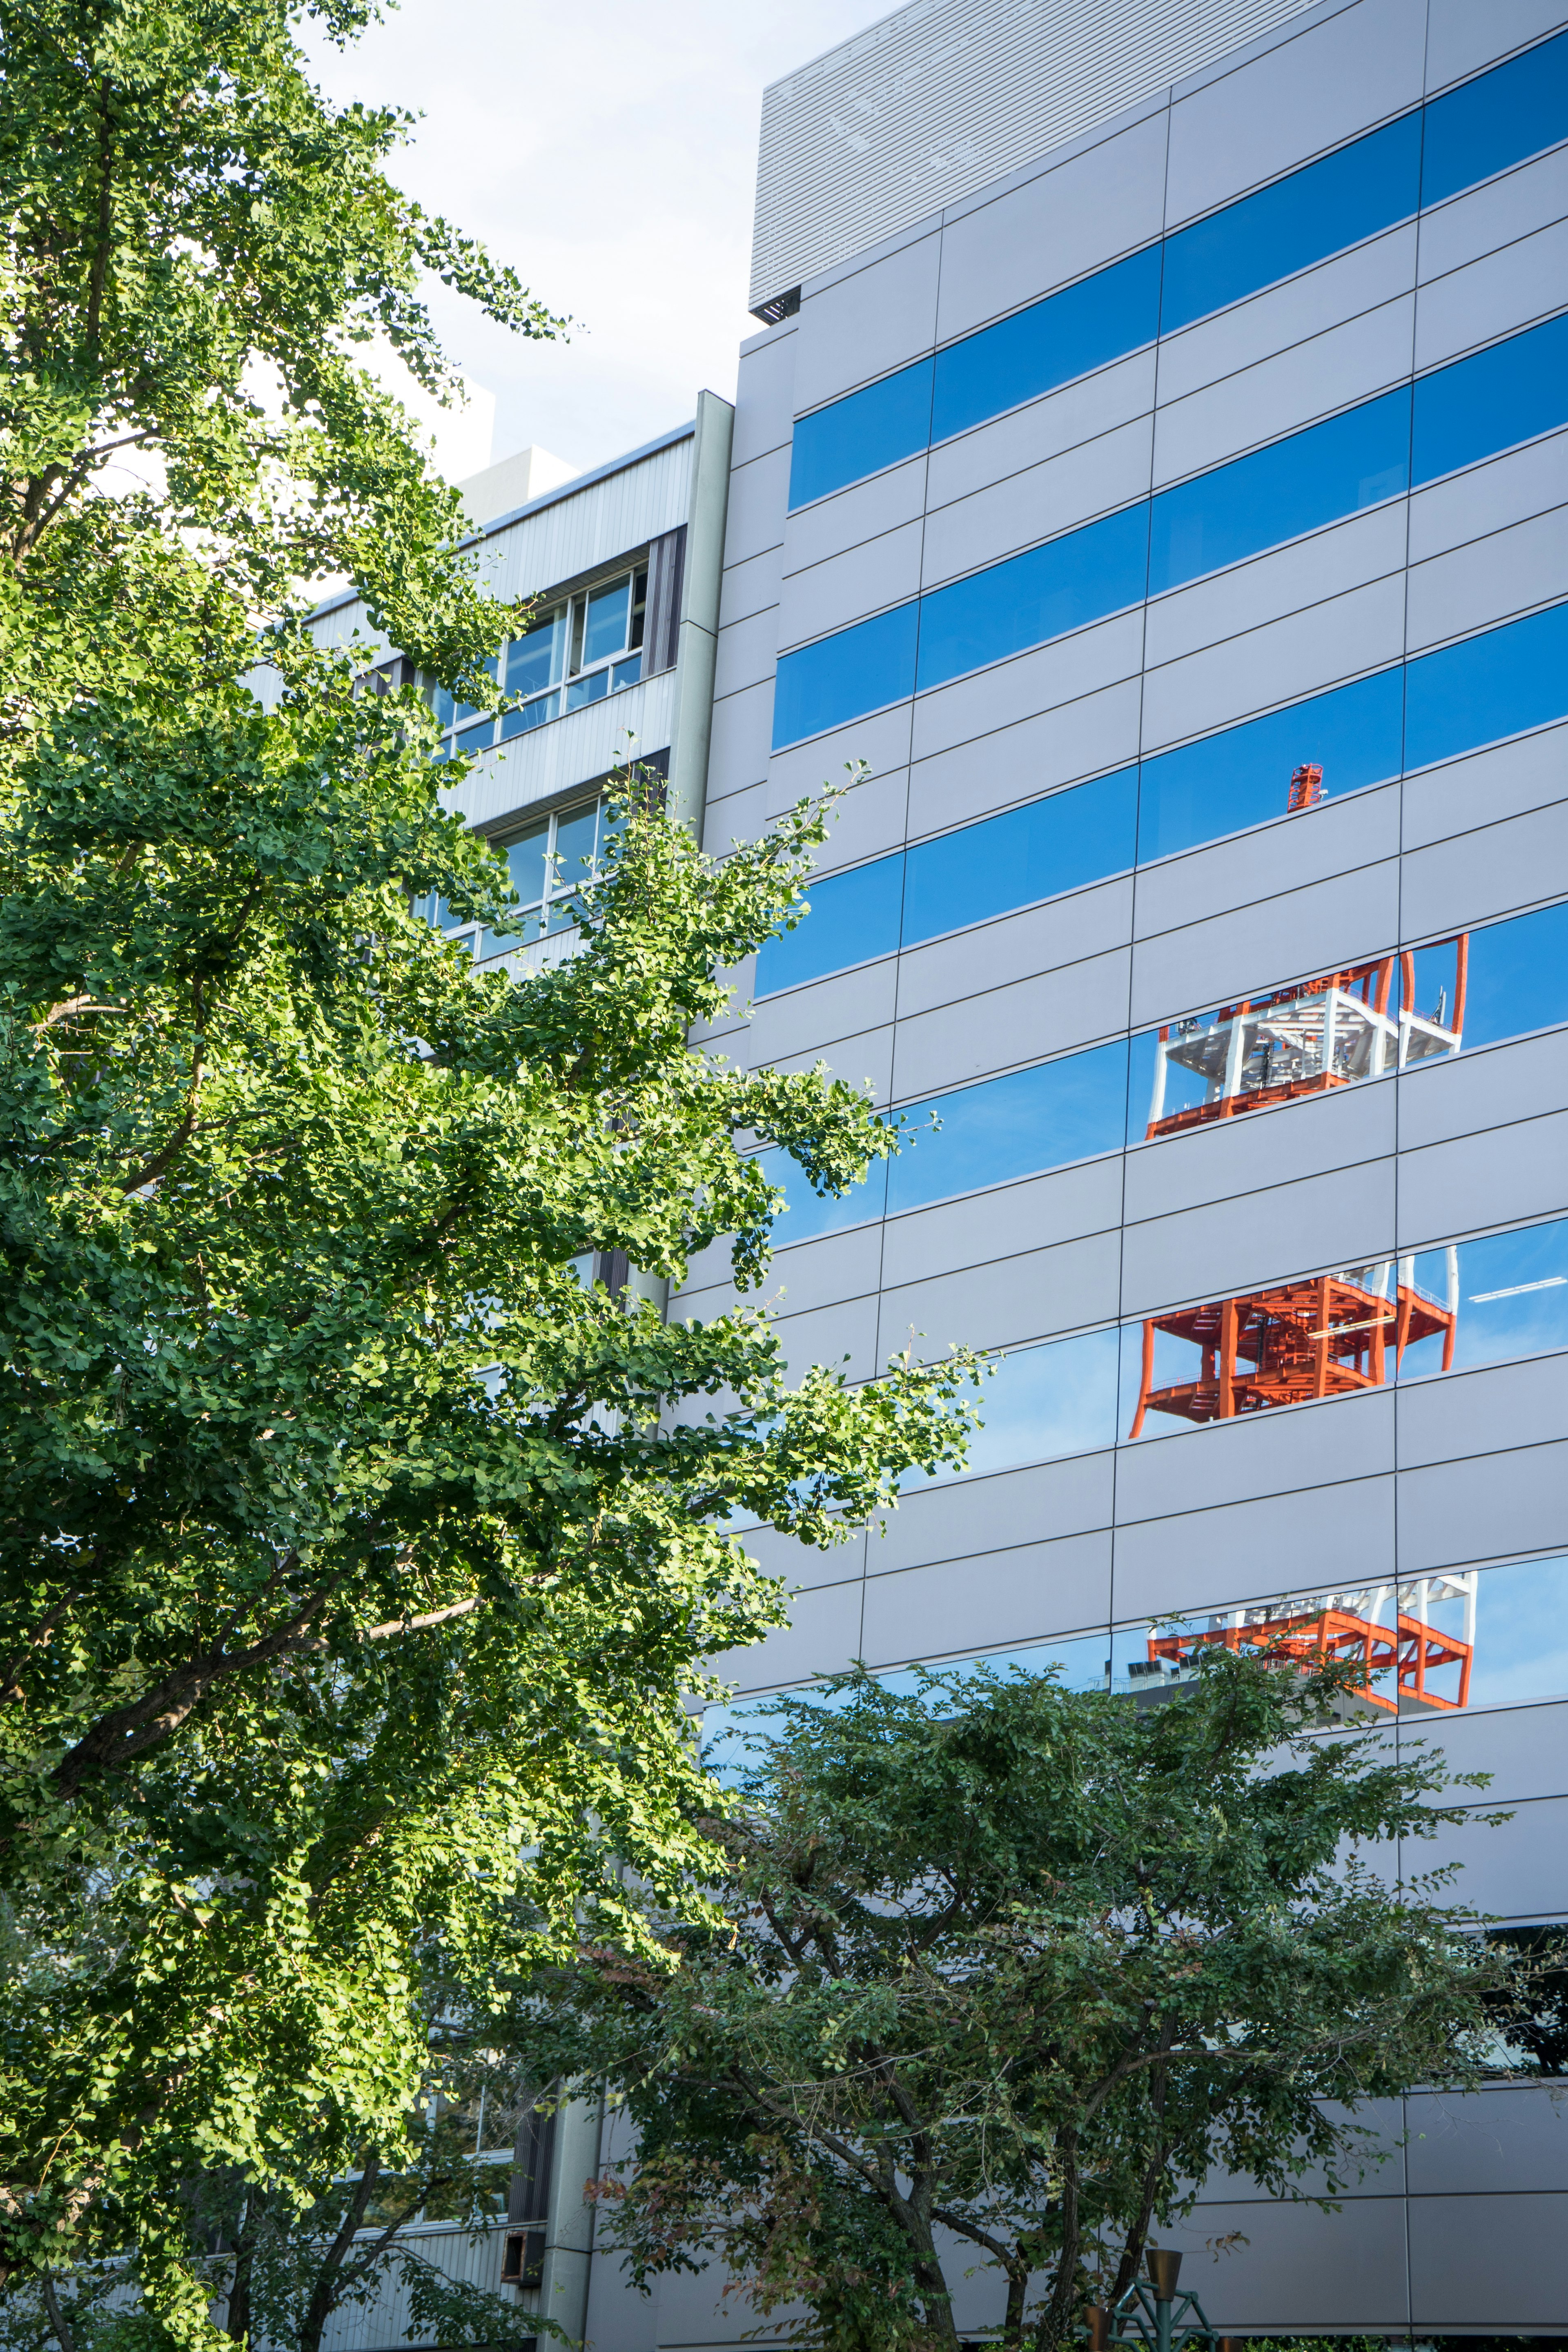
0,0 -> 978,2337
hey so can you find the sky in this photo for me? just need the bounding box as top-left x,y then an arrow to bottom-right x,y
302,0 -> 887,482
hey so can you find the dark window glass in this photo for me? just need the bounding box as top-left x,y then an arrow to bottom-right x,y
788,359 -> 935,510
755,1142 -> 889,1244
1412,312 -> 1568,486
1404,599 -> 1568,772
1159,113 -> 1422,337
506,612 -> 564,697
886,1040 -> 1129,1217
566,668 -> 610,711
1136,666 -> 1404,864
902,769 -> 1138,947
455,715 -> 495,753
931,246 -> 1162,444
1149,387 -> 1411,595
1421,28 -> 1568,209
915,505 -> 1150,691
755,853 -> 904,997
772,602 -> 920,749
499,693 -> 556,740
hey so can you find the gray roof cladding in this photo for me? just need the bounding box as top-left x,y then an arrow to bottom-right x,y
748,0 -> 1326,315
306,417 -> 696,628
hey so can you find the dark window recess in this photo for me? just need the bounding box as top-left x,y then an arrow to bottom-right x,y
593,1250 -> 630,1297
500,2230 -> 547,2287
354,656 -> 415,697
751,285 -> 801,325
642,528 -> 686,675
508,2104 -> 557,2228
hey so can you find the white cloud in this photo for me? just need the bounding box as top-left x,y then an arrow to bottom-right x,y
300,0 -> 884,472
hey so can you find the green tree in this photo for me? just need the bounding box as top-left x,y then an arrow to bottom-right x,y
0,0 -> 979,2334
554,1655 -> 1508,2352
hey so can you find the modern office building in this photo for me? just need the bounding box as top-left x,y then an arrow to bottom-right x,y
600,0 -> 1567,2338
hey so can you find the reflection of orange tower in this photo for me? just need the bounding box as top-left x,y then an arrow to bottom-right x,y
1141,1576 -> 1477,1714
1129,766 -> 1469,1439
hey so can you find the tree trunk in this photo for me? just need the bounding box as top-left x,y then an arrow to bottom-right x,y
1033,2129 -> 1082,2352
227,2189 -> 268,2347
297,2157 -> 382,2352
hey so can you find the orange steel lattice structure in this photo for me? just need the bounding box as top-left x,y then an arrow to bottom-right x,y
1145,1601 -> 1473,1713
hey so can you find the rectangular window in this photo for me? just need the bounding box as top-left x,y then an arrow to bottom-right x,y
1136,667 -> 1404,865
429,566 -> 647,759
771,601 -> 919,749
901,768 -> 1138,948
930,245 -> 1162,445
941,1325 -> 1122,1479
754,1140 -> 889,1245
915,504 -> 1150,692
1159,112 -> 1422,338
1148,387 -> 1411,596
1412,311 -> 1568,487
885,1040 -> 1130,1217
418,797 -> 606,961
1403,1216 -> 1568,1379
788,359 -> 935,510
1414,897 -> 1568,1054
755,853 -> 904,996
1421,27 -> 1568,209
1405,599 -> 1568,773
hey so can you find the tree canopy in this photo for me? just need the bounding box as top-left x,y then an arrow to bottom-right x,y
552,1655 -> 1507,2352
0,0 -> 979,2335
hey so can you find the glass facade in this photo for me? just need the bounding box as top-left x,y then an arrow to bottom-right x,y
785,29 -> 1568,513
773,312 -> 1568,755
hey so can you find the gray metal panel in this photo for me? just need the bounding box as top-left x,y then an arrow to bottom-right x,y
808,764 -> 912,875
1395,1107 -> 1568,1245
1399,719 -> 1568,855
750,0 -> 1322,314
730,324 -> 798,468
1403,1700 -> 1568,1804
1143,503 -> 1407,669
1148,2195 -> 1410,2330
1410,2190 -> 1568,2326
906,677 -> 1143,837
761,1225 -> 887,1320
771,1293 -> 882,1383
1120,1157 -> 1397,1317
1425,0 -> 1568,88
1131,849 -> 1402,1023
776,521 -> 924,650
1405,2081 -> 1568,2193
889,946 -> 1132,1097
713,605 -> 780,701
1394,1437 -> 1568,1572
713,1575 -> 863,1693
920,417 -> 1154,590
740,1521 -> 871,1596
860,1526 -> 1114,1664
910,610 -> 1145,762
1154,223 -> 1417,406
933,110 -> 1168,344
706,679 -> 774,800
873,1457 -> 1117,1577
1401,806 -> 1568,972
1397,1027 -> 1568,1156
1164,0 -> 1425,226
1408,1795 -> 1568,1920
1416,141 -> 1568,285
781,457 -> 927,575
1405,502 -> 1568,653
791,231 -> 940,414
1124,1077 -> 1397,1223
718,543 -> 783,628
1395,1350 -> 1568,1469
748,958 -> 901,1063
1111,1473 -> 1397,1623
1151,296 -> 1415,487
925,351 -> 1156,512
1139,573 -> 1407,750
878,1228 -> 1124,1355
895,877 -> 1136,1021
722,447 -> 789,569
764,1025 -> 895,1105
1115,1387 -> 1395,1522
701,780 -> 768,851
766,700 -> 914,812
1413,214 -> 1568,370
878,1156 -> 1126,1289
1407,427 -> 1568,566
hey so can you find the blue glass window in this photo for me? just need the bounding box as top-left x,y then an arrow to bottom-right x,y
583,577 -> 633,666
1404,599 -> 1568,772
755,1141 -> 889,1245
756,853 -> 904,997
1412,312 -> 1568,486
1136,667 -> 1404,864
886,1040 -> 1129,1217
1429,898 -> 1568,1053
1421,28 -> 1568,209
902,769 -> 1137,946
1149,388 -> 1410,595
1457,1554 -> 1568,1711
788,359 -> 934,509
935,1327 -> 1121,1480
916,505 -> 1150,692
931,246 -> 1162,444
1403,1216 -> 1568,1379
506,610 -> 565,697
772,603 -> 919,749
1160,113 -> 1422,337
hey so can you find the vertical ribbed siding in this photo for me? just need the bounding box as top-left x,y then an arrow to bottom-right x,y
750,0 -> 1323,314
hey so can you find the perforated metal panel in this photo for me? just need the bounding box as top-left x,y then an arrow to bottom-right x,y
750,0 -> 1323,316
